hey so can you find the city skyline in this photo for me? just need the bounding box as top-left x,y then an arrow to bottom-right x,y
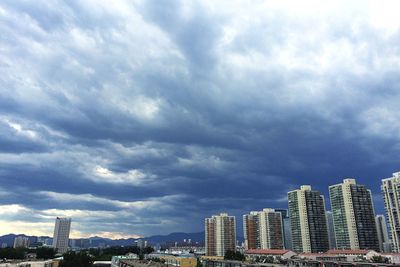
1,0 -> 400,239
0,173 -> 396,239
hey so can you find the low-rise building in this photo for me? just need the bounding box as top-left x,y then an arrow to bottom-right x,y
118,260 -> 165,267
160,256 -> 196,267
296,249 -> 400,265
111,255 -> 139,267
147,253 -> 196,267
245,249 -> 296,261
0,260 -> 58,267
381,253 -> 400,264
325,249 -> 380,261
288,258 -> 394,267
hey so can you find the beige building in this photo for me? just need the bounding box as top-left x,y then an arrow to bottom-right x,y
157,255 -> 196,267
205,213 -> 236,256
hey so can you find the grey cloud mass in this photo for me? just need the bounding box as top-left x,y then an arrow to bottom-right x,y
0,0 -> 400,238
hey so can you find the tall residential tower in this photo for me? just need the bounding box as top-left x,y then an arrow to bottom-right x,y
53,217 -> 71,254
205,213 -> 236,256
275,209 -> 292,250
243,208 -> 284,250
326,211 -> 337,249
288,185 -> 329,253
329,179 -> 379,251
382,172 -> 400,252
375,215 -> 391,252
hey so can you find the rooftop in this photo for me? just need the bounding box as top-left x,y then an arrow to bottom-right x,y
326,249 -> 372,255
246,249 -> 291,255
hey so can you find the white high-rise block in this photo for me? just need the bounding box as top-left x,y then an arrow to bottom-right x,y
53,217 -> 71,254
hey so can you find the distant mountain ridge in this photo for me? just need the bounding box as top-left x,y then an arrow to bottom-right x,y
0,232 -> 206,248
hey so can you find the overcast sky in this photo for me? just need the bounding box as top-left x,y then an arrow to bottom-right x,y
1,0 -> 400,239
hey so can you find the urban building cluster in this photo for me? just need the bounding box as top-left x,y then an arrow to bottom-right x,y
7,217 -> 72,254
205,172 -> 400,259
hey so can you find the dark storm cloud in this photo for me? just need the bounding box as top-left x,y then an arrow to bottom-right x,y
1,0 -> 400,237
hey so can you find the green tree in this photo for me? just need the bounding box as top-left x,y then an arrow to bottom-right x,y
0,247 -> 26,260
224,250 -> 245,261
59,251 -> 93,267
142,246 -> 154,254
264,256 -> 274,263
371,255 -> 389,263
36,247 -> 56,259
196,258 -> 203,267
89,245 -> 143,261
139,252 -> 144,260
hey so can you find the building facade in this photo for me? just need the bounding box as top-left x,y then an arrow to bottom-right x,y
326,211 -> 337,249
243,208 -> 284,250
288,185 -> 329,253
243,212 -> 259,250
275,209 -> 292,250
205,213 -> 236,256
329,179 -> 379,251
13,236 -> 29,248
53,217 -> 71,254
375,214 -> 390,252
382,172 -> 400,252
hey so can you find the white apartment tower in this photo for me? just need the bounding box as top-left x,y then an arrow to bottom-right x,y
329,179 -> 379,251
288,185 -> 330,253
382,172 -> 400,252
53,217 -> 71,254
205,213 -> 236,256
243,208 -> 284,250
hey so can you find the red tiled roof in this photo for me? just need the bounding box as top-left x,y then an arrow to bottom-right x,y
246,249 -> 291,255
326,249 -> 371,255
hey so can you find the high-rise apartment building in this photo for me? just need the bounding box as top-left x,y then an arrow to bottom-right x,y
382,172 -> 400,252
53,217 -> 71,254
375,215 -> 390,252
13,236 -> 29,248
329,179 -> 379,251
288,185 -> 329,253
275,209 -> 292,250
243,212 -> 258,250
205,213 -> 236,256
243,208 -> 284,250
326,211 -> 337,249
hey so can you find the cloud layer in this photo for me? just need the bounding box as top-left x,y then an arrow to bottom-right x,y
1,0 -> 400,238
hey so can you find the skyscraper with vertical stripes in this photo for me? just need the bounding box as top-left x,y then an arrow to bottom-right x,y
329,179 -> 379,251
288,185 -> 329,253
243,208 -> 284,250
